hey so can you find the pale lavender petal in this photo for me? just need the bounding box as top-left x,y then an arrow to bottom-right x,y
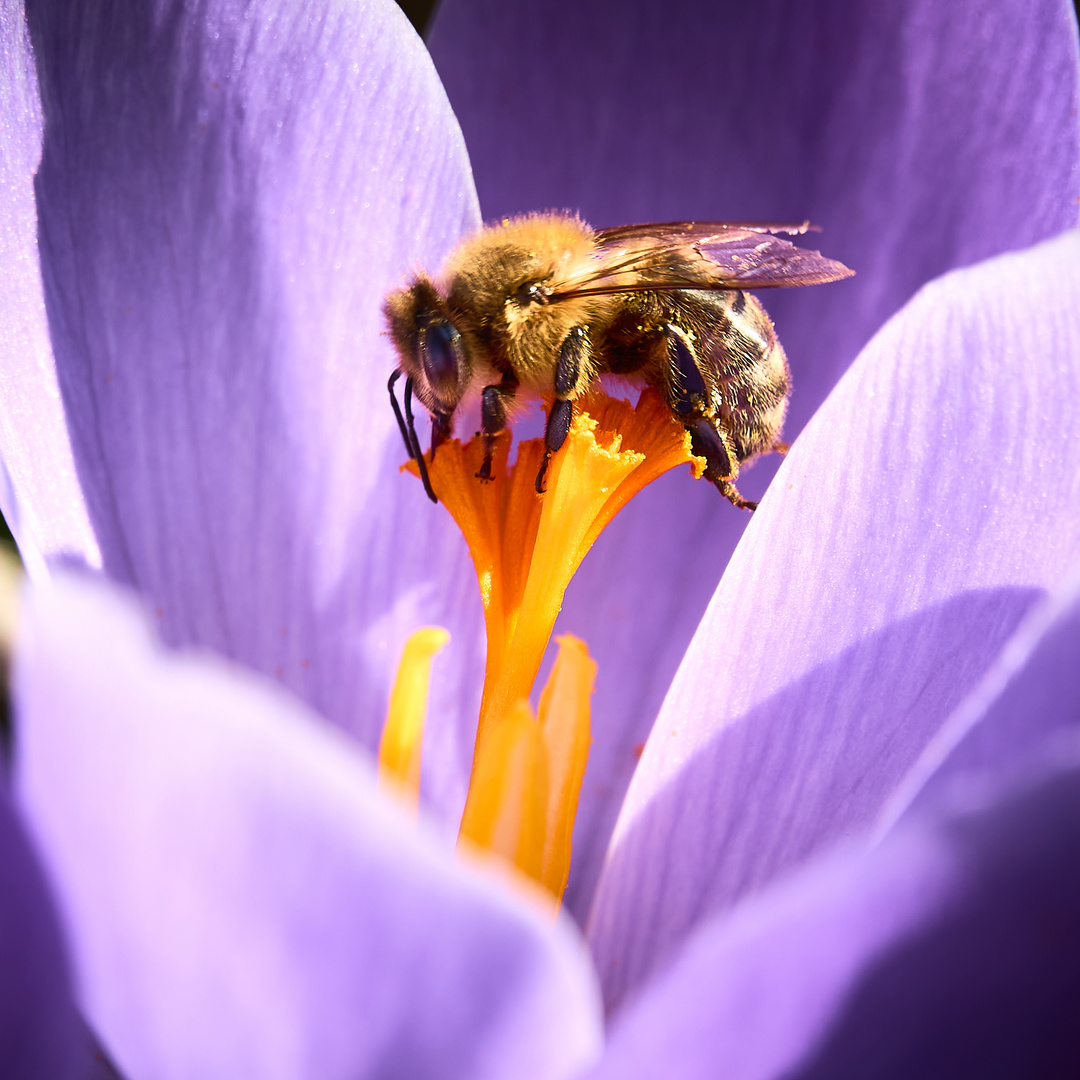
0,783 -> 86,1078
879,555 -> 1080,833
13,573 -> 602,1080
588,228 -> 1080,1006
428,0 -> 1080,915
25,0 -> 485,827
589,747 -> 1080,1079
0,1 -> 99,579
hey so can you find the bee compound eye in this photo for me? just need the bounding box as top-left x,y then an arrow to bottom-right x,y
420,320 -> 463,394
514,283 -> 548,307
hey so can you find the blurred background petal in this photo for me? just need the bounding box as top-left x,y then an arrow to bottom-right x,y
0,783 -> 86,1080
13,573 -> 602,1080
17,0 -> 488,829
589,743 -> 1080,1078
427,0 -> 1080,916
588,228 -> 1080,1006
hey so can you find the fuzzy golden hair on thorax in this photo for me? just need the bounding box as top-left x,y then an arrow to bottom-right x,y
442,214 -> 609,395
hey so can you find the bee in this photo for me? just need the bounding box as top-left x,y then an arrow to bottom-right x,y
384,213 -> 852,510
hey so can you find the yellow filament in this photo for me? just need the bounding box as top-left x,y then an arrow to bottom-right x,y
377,626 -> 450,807
536,634 -> 596,898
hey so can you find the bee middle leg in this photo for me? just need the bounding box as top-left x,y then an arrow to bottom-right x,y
536,326 -> 589,493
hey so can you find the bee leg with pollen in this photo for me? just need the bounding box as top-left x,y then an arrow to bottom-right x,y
536,326 -> 589,494
664,323 -> 708,421
688,419 -> 756,511
477,374 -> 518,482
663,324 -> 757,512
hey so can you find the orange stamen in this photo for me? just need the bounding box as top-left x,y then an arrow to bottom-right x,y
456,634 -> 596,901
408,389 -> 701,746
396,388 -> 700,901
457,698 -> 550,882
536,634 -> 597,898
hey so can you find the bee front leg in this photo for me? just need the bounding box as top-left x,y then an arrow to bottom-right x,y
477,376 -> 517,481
430,410 -> 453,461
536,327 -> 589,493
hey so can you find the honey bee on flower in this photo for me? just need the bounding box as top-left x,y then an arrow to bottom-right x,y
385,213 -> 852,509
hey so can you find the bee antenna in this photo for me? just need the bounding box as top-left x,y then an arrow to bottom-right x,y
402,376 -> 439,504
387,370 -> 414,457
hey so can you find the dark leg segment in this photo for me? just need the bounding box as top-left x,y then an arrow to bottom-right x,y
536,397 -> 574,494
477,380 -> 515,481
688,419 -> 756,511
430,411 -> 452,461
545,397 -> 574,453
555,326 -> 586,396
665,323 -> 707,417
534,327 -> 590,494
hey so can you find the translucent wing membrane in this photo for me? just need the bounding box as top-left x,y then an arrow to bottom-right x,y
593,220 -> 817,243
549,222 -> 853,300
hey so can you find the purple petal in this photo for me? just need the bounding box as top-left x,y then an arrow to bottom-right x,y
0,783 -> 86,1078
0,2 -> 100,578
13,573 -> 602,1080
588,227 -> 1080,1007
22,0 -> 485,825
430,0 -> 1080,411
589,745 -> 1080,1079
428,0 -> 1080,916
880,556 -> 1080,832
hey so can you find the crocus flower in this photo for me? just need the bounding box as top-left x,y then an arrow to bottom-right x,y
1,0 -> 1079,1077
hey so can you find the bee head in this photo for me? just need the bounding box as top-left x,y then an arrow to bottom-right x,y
383,276 -> 468,420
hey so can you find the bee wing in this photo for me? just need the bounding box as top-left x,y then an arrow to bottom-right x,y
550,222 -> 853,299
593,220 -> 817,244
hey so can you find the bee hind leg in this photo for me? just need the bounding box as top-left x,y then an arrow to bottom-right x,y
716,480 -> 758,512
664,323 -> 707,417
687,419 -> 756,512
